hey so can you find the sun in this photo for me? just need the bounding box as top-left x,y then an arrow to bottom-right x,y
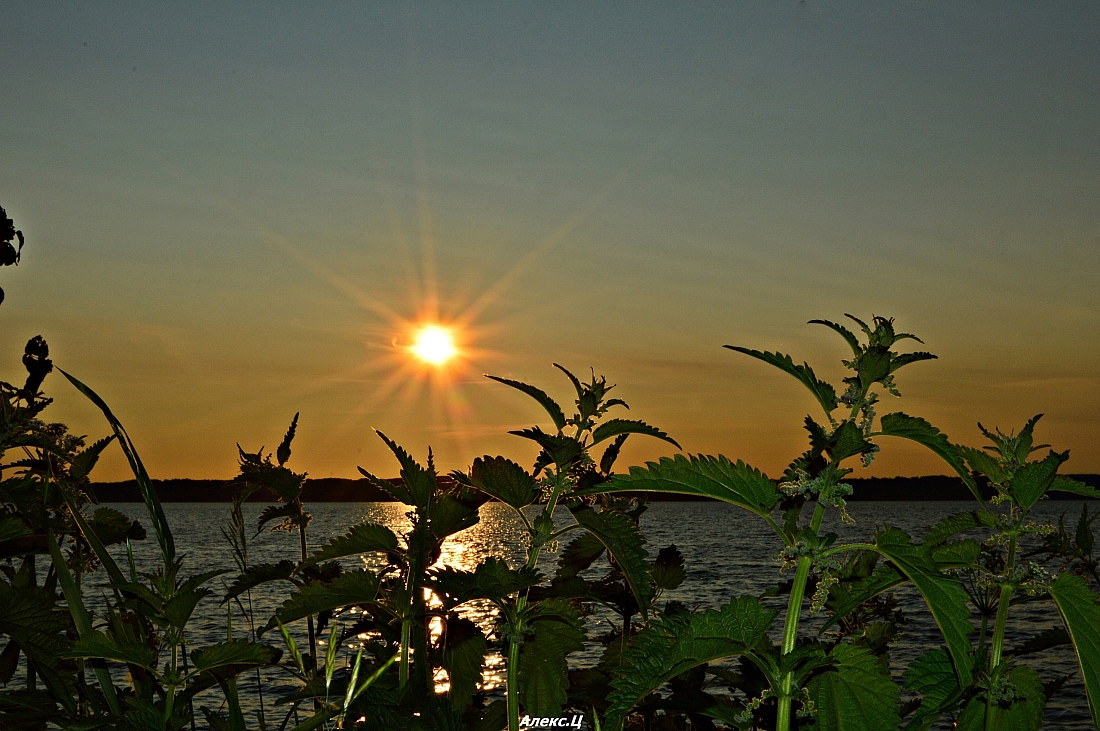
410,325 -> 457,366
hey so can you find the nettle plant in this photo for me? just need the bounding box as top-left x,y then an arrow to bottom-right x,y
897,416 -> 1100,730
585,316 -> 992,731
220,365 -> 682,731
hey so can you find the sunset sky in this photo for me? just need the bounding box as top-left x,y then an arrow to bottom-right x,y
2,3 -> 1098,482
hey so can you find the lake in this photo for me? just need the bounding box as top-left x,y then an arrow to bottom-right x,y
92,500 -> 1093,729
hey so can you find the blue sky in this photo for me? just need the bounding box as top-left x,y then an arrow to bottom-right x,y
2,3 -> 1097,480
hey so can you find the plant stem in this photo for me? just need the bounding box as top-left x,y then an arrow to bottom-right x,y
507,609 -> 523,731
776,500 -> 825,731
985,532 -> 1017,731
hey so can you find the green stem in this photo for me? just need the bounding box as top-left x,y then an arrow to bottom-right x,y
507,606 -> 523,731
776,501 -> 825,731
985,532 -> 1017,731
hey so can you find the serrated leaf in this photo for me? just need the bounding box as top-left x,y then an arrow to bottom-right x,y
191,639 -> 276,673
66,631 -> 155,669
651,545 -> 686,591
874,527 -> 973,686
440,617 -> 486,710
809,319 -> 862,357
923,511 -> 984,547
590,419 -> 680,450
806,643 -> 901,731
67,434 -> 116,481
876,414 -> 980,502
955,666 -> 1045,731
902,647 -> 961,731
518,600 -> 585,717
1009,626 -> 1070,657
604,596 -> 777,729
223,561 -> 298,602
1009,450 -> 1068,511
828,420 -> 873,462
466,456 -> 537,509
724,346 -> 839,415
304,523 -> 399,566
958,445 -> 1007,484
428,493 -> 482,539
0,516 -> 32,543
508,427 -> 583,468
484,375 -> 566,432
888,351 -> 936,374
259,570 -> 380,635
256,502 -> 300,534
555,531 -> 606,580
87,507 -> 145,546
1049,572 -> 1100,724
1050,475 -> 1100,500
571,507 -> 654,617
821,565 -> 904,633
930,539 -> 980,568
597,454 -> 780,521
372,431 -> 434,507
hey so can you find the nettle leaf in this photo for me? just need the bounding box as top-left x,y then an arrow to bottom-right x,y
1049,572 -> 1100,723
441,617 -> 487,711
604,596 -> 777,730
589,454 -> 779,517
555,531 -> 606,580
590,419 -> 681,450
518,600 -> 585,717
875,527 -> 973,686
828,420 -> 873,462
806,643 -> 901,731
888,351 -> 937,374
572,507 -> 654,617
259,570 -> 380,635
902,647 -> 961,731
958,445 -> 1007,484
923,511 -> 984,547
223,561 -> 298,602
191,639 -> 277,673
651,545 -> 686,591
373,431 -> 435,508
876,413 -> 980,502
304,522 -> 399,566
67,630 -> 155,669
1009,626 -> 1070,657
466,456 -> 537,509
821,565 -> 904,633
1009,450 -> 1068,511
67,434 -> 116,481
1049,475 -> 1100,500
429,493 -> 482,540
809,319 -> 862,357
256,502 -> 300,534
509,427 -> 583,468
724,346 -> 839,415
0,516 -> 32,543
955,666 -> 1045,731
484,375 -> 567,432
855,348 -> 892,390
930,539 -> 980,568
87,507 -> 146,546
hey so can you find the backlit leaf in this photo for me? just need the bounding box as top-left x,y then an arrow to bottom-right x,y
1049,572 -> 1100,724
876,413 -> 980,502
590,419 -> 680,450
484,375 -> 567,432
587,454 -> 779,517
603,596 -> 776,730
571,507 -> 654,617
806,643 -> 901,731
724,346 -> 839,415
259,570 -> 380,635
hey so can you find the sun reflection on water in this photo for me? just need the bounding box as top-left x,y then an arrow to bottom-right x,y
341,501 -> 532,694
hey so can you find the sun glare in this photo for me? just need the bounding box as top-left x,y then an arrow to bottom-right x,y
411,325 -> 457,366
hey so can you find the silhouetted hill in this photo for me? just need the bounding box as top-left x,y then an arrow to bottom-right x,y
92,475 -> 1100,503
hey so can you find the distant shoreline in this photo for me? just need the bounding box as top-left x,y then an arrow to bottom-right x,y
91,474 -> 1100,502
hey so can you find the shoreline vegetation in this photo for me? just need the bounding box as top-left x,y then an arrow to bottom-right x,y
91,474 -> 1100,503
